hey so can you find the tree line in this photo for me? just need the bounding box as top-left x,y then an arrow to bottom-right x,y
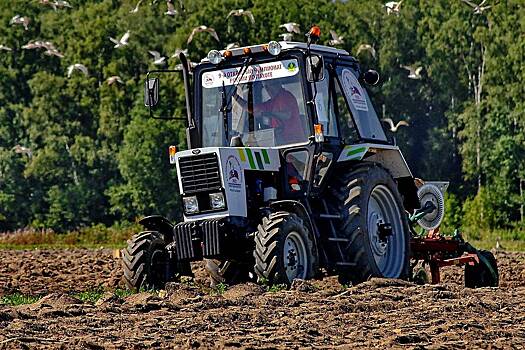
0,0 -> 523,233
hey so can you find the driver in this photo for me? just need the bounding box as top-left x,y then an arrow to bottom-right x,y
233,79 -> 306,144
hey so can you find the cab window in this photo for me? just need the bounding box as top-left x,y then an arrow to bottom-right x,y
334,79 -> 359,144
314,69 -> 338,137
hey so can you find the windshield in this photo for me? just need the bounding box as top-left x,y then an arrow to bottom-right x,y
200,58 -> 309,147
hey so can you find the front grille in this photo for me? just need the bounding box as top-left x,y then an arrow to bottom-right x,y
178,153 -> 222,193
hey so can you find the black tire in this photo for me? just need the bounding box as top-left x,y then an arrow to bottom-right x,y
327,163 -> 410,284
121,231 -> 192,291
465,250 -> 499,288
254,211 -> 319,285
204,259 -> 250,287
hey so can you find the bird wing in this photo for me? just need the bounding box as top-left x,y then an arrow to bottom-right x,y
381,118 -> 395,129
121,31 -> 130,43
149,50 -> 160,59
109,37 -> 119,45
291,23 -> 300,34
187,28 -> 198,44
167,1 -> 175,12
207,28 -> 220,42
461,0 -> 478,8
330,30 -> 339,40
227,10 -> 237,18
396,120 -> 409,128
401,65 -> 414,74
67,65 -> 74,77
245,11 -> 255,24
76,64 -> 88,76
415,66 -> 423,75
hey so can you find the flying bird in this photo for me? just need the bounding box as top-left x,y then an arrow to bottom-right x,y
461,0 -> 493,14
174,61 -> 197,72
165,0 -> 178,16
329,30 -> 344,46
13,145 -> 33,158
0,44 -> 12,51
280,33 -> 294,42
224,42 -> 240,50
22,40 -> 45,50
130,0 -> 143,13
149,50 -> 167,65
187,25 -> 220,44
44,49 -> 64,58
67,64 -> 88,78
227,9 -> 255,24
170,48 -> 188,58
109,31 -> 130,49
357,44 -> 376,59
53,0 -> 73,9
107,76 -> 124,85
280,22 -> 301,34
384,1 -> 403,15
382,118 -> 409,132
401,65 -> 423,79
10,15 -> 30,30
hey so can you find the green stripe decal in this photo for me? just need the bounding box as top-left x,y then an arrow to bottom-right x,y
245,148 -> 256,169
261,149 -> 270,164
347,147 -> 367,157
254,151 -> 264,169
237,148 -> 246,162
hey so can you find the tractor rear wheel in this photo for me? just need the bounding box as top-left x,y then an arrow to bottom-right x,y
121,231 -> 191,291
464,250 -> 498,288
327,163 -> 410,284
254,212 -> 318,285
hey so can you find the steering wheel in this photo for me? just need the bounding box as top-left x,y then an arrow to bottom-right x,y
258,111 -> 285,135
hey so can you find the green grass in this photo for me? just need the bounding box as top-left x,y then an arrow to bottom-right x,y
268,284 -> 288,293
210,283 -> 228,295
0,293 -> 41,306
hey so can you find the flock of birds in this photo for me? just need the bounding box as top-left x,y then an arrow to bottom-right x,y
3,0 -> 497,156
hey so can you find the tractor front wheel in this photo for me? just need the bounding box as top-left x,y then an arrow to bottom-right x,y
254,212 -> 319,285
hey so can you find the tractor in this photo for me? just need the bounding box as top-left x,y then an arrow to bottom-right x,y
121,26 -> 498,290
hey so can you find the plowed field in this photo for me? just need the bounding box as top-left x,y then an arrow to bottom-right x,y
1,249 -> 524,349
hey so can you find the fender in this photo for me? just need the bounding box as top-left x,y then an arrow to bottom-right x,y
269,200 -> 319,247
139,215 -> 175,237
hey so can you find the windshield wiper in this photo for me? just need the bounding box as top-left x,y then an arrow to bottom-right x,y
218,56 -> 254,145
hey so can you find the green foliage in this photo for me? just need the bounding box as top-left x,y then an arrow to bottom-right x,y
0,293 -> 40,306
0,0 -> 523,235
268,284 -> 288,293
211,283 -> 228,295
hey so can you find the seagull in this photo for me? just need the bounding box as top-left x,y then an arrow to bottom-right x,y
329,30 -> 344,46
67,64 -> 88,78
401,65 -> 423,79
461,0 -> 493,14
381,118 -> 409,132
227,9 -> 255,24
44,49 -> 64,58
13,145 -> 32,158
280,33 -> 294,42
10,15 -> 30,30
187,25 -> 220,44
109,31 -> 130,49
53,0 -> 73,9
170,48 -> 188,58
280,22 -> 300,34
165,0 -> 178,16
107,75 -> 124,85
225,42 -> 239,50
149,50 -> 167,65
357,44 -> 376,59
130,0 -> 143,13
495,236 -> 504,250
0,44 -> 12,51
385,1 -> 403,15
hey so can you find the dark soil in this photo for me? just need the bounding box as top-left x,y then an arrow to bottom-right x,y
0,249 -> 524,349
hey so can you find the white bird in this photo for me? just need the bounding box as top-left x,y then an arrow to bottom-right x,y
10,15 -> 30,30
187,25 -> 220,44
54,0 -> 72,9
357,44 -> 376,59
149,50 -> 167,65
67,64 -> 88,78
461,0 -> 492,14
13,145 -> 32,158
227,9 -> 255,24
130,0 -> 143,13
107,76 -> 124,85
174,61 -> 197,72
109,31 -> 130,49
0,44 -> 12,51
329,30 -> 344,46
381,118 -> 409,132
385,1 -> 403,15
401,65 -> 423,79
280,33 -> 294,42
280,22 -> 300,34
170,48 -> 188,58
44,49 -> 64,58
165,0 -> 177,16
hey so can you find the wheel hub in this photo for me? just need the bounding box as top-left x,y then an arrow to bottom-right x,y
284,231 -> 308,281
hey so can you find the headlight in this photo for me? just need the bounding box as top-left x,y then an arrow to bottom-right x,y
268,41 -> 281,56
209,192 -> 226,210
183,196 -> 199,214
207,50 -> 224,64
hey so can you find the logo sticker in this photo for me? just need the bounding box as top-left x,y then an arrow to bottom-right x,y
341,69 -> 368,112
226,155 -> 242,193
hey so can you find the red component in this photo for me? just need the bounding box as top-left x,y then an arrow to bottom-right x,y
308,25 -> 321,39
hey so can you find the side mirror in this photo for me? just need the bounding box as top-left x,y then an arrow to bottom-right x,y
306,55 -> 324,82
144,78 -> 159,107
362,70 -> 380,86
